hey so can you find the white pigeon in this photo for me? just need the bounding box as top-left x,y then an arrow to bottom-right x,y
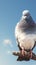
15,10 -> 36,58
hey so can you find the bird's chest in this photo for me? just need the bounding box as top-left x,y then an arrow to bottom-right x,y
19,33 -> 36,50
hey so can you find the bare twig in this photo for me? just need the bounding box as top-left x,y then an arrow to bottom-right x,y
12,51 -> 36,61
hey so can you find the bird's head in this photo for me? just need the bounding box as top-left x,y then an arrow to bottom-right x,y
22,10 -> 30,19
22,10 -> 30,16
22,10 -> 35,27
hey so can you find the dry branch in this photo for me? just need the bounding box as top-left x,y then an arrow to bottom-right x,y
12,51 -> 36,61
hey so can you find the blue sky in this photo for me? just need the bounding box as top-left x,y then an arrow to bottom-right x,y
0,0 -> 36,65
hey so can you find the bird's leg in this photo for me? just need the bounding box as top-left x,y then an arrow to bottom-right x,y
22,49 -> 25,56
20,47 -> 25,57
29,50 -> 32,59
35,41 -> 36,46
19,49 -> 25,59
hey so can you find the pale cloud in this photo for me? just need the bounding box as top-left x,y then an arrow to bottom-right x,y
6,50 -> 12,55
4,39 -> 11,44
7,51 -> 11,54
3,39 -> 13,47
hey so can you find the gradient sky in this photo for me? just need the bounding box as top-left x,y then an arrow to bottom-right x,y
0,0 -> 36,65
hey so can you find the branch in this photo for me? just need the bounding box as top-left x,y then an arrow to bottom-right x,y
12,51 -> 36,61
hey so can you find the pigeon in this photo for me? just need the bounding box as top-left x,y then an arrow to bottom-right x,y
15,10 -> 36,58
